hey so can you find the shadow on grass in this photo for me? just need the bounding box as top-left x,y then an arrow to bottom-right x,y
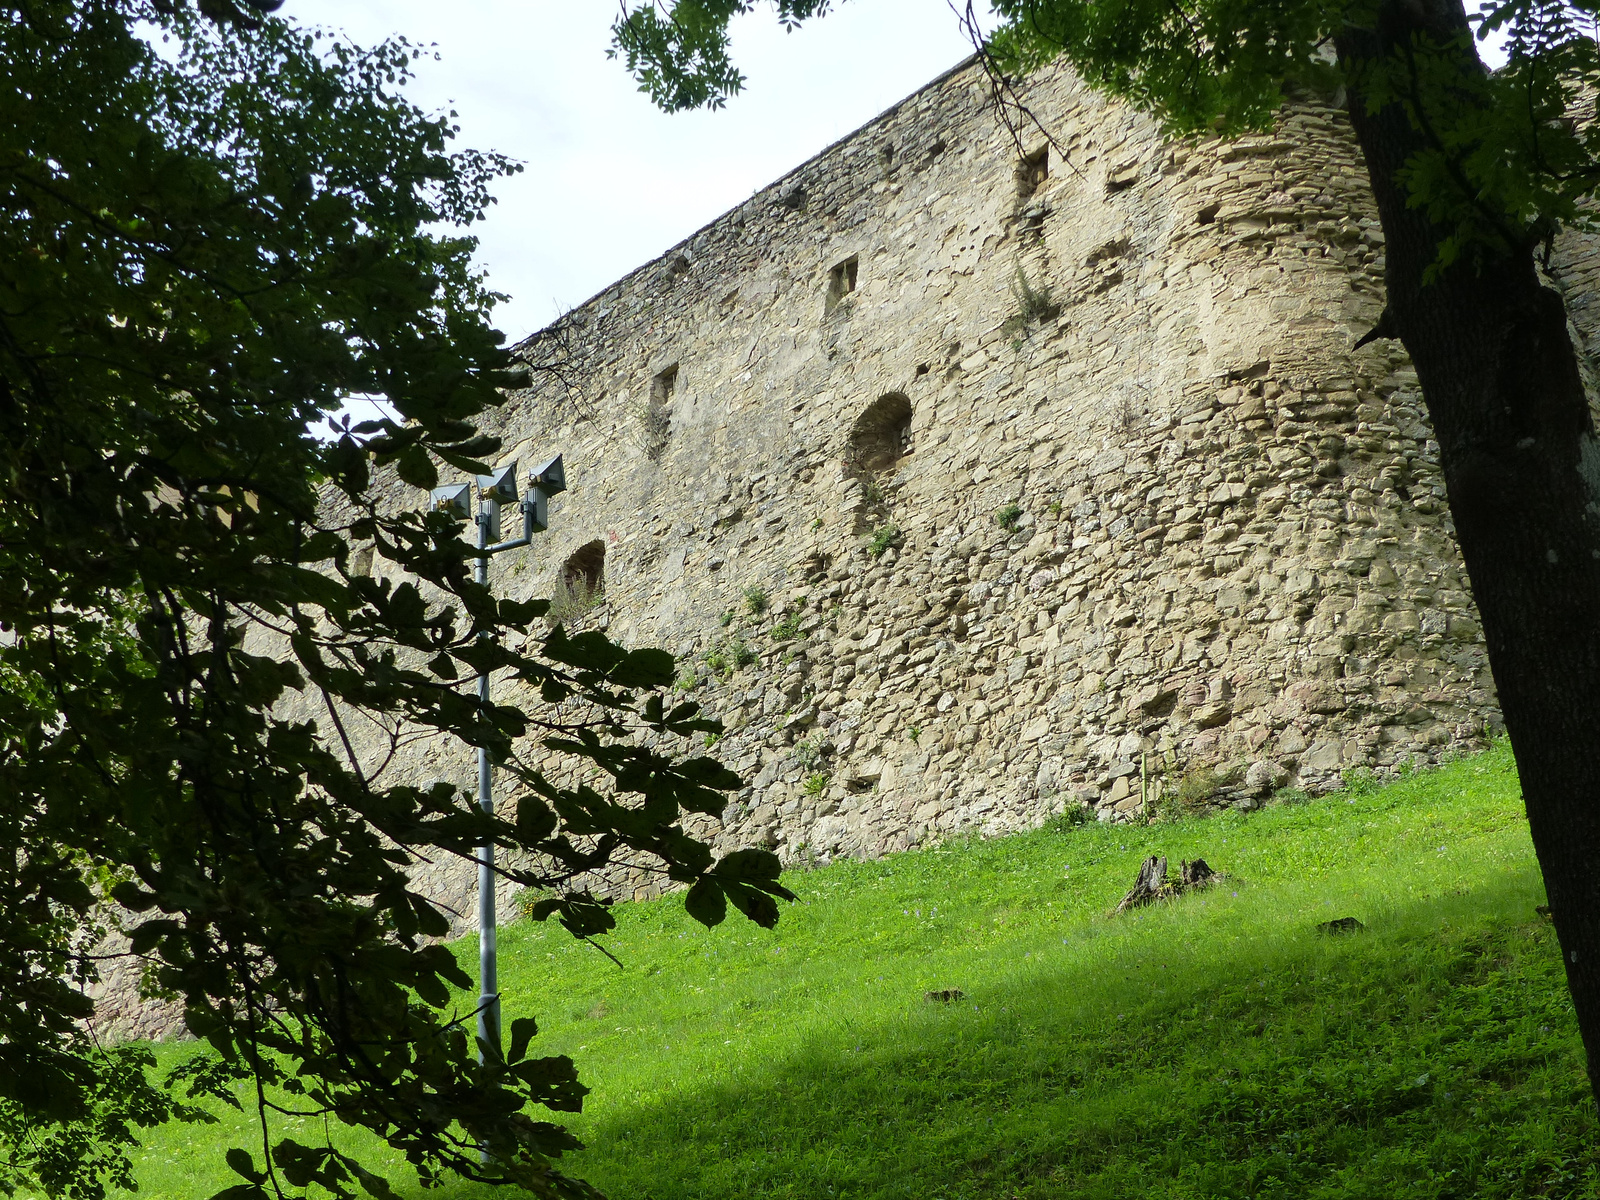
524,861 -> 1596,1200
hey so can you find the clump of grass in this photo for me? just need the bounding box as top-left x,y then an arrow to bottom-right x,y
770,612 -> 803,641
703,635 -> 756,678
995,502 -> 1024,532
546,576 -> 604,627
867,524 -> 900,559
743,585 -> 770,617
1002,263 -> 1062,337
802,772 -> 829,797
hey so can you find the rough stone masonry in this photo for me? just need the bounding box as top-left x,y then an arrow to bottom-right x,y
417,50 -> 1600,889
447,51 -> 1599,881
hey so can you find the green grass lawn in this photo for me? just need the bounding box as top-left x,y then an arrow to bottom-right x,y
119,743 -> 1600,1199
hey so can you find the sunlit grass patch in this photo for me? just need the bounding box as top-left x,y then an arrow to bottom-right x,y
115,744 -> 1600,1199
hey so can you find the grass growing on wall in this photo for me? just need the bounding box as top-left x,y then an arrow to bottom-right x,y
113,744 -> 1600,1199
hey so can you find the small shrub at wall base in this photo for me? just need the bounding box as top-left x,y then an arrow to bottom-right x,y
1176,766 -> 1220,810
1045,802 -> 1092,831
868,524 -> 900,558
996,502 -> 1023,531
1342,767 -> 1382,795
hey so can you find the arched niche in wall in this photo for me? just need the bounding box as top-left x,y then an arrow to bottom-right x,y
563,539 -> 606,596
550,539 -> 607,627
846,392 -> 913,473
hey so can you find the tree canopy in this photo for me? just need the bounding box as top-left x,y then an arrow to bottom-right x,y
613,0 -> 1600,269
0,3 -> 789,1198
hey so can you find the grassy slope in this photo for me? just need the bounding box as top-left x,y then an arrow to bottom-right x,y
123,745 -> 1600,1199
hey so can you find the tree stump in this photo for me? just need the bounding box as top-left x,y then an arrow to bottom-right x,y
1113,854 -> 1220,914
1315,916 -> 1366,935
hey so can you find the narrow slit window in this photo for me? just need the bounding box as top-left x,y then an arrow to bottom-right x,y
827,256 -> 859,311
651,363 -> 678,406
1018,146 -> 1049,198
643,364 -> 677,458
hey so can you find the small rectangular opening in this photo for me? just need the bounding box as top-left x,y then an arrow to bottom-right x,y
651,363 -> 678,406
826,256 -> 859,311
1018,146 -> 1049,198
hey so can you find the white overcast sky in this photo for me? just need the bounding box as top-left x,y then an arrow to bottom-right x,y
290,1 -> 994,346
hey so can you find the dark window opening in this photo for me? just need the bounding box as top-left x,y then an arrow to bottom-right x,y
642,364 -> 676,458
551,540 -> 607,625
827,257 -> 859,311
564,540 -> 605,592
1018,146 -> 1049,198
651,364 -> 678,406
927,138 -> 947,161
1196,202 -> 1220,226
880,144 -> 895,177
847,392 -> 913,472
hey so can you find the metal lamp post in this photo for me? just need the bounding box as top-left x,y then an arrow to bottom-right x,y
429,454 -> 566,1066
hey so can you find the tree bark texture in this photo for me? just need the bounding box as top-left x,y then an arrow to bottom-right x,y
1336,0 -> 1600,1098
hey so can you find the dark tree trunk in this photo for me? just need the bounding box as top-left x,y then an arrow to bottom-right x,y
1337,0 -> 1600,1098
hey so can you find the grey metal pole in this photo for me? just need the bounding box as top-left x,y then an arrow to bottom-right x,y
475,497 -> 500,1066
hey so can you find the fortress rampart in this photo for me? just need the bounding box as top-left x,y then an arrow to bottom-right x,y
93,55 -> 1600,1037
457,56 -> 1520,876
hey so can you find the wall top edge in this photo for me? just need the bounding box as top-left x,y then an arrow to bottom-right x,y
511,50 -> 985,352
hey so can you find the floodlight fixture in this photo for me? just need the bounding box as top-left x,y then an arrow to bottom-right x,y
522,488 -> 549,534
477,461 -> 519,504
430,482 -> 471,520
411,447 -> 566,1092
530,454 -> 566,496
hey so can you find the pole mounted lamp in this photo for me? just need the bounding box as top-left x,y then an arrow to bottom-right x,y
428,453 -> 566,1070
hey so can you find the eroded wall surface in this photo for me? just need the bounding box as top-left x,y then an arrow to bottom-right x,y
390,56 -> 1525,894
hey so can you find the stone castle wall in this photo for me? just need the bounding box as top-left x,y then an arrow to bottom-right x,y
95,54 -> 1600,1037
381,55 -> 1527,890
